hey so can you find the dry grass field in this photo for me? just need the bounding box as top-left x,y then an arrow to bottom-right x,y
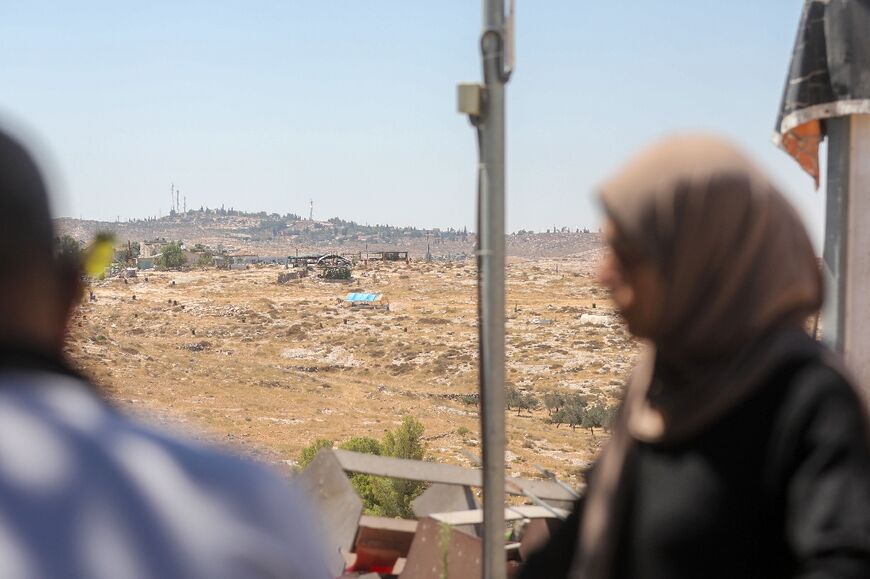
66,251 -> 637,487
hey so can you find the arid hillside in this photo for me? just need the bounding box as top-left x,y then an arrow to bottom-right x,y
55,213 -> 602,260
66,252 -> 635,486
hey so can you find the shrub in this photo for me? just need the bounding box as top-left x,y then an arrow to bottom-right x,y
505,384 -> 521,410
548,395 -> 619,435
506,384 -> 540,416
340,436 -> 382,455
303,418 -> 429,518
382,416 -> 425,461
370,416 -> 428,518
460,394 -> 478,406
515,391 -> 539,415
542,391 -> 566,416
297,439 -> 334,469
584,402 -> 620,435
548,393 -> 588,430
339,437 -> 383,508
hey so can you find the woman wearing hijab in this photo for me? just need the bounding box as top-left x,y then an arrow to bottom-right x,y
519,134 -> 870,579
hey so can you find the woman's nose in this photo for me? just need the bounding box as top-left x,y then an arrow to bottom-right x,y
598,254 -> 618,290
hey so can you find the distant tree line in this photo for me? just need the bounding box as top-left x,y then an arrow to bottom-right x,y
541,389 -> 618,434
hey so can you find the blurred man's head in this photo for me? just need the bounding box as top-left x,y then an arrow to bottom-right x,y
0,128 -> 79,354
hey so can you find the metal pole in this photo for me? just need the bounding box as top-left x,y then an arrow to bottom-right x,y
824,115 -> 870,406
822,116 -> 849,352
479,2 -> 507,578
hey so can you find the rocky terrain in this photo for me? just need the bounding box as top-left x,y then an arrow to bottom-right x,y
65,250 -> 637,487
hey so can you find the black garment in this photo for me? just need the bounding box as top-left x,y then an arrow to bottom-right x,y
0,344 -> 83,379
520,350 -> 870,579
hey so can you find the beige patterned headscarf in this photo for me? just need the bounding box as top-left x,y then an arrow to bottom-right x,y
569,134 -> 822,579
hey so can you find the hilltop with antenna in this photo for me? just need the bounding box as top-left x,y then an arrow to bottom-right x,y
54,207 -> 600,259
169,183 -> 187,215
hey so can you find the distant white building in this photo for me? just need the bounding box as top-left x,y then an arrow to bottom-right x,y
139,239 -> 166,258
229,253 -> 259,265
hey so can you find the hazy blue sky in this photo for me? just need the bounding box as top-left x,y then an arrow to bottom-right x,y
0,1 -> 825,239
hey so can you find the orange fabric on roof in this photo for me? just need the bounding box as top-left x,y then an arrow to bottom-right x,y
779,120 -> 823,189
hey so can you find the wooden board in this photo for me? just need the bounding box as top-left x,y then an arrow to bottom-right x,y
400,517 -> 482,579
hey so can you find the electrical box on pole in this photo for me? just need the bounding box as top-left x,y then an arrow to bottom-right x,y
457,84 -> 485,117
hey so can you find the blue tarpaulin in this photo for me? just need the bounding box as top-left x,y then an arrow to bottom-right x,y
346,292 -> 381,303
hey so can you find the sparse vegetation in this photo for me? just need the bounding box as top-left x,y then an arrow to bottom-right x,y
586,402 -> 619,434
369,416 -> 428,518
298,438 -> 334,468
65,242 -> 631,487
547,394 -> 619,435
338,436 -> 383,508
157,241 -> 185,269
505,384 -> 540,416
299,417 -> 428,518
549,393 -> 588,430
543,390 -> 567,416
460,394 -> 478,406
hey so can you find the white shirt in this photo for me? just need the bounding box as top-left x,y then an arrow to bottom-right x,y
0,371 -> 332,579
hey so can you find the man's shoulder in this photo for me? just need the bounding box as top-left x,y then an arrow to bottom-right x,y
6,372 -> 304,504
0,371 -> 276,486
0,371 -> 331,579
